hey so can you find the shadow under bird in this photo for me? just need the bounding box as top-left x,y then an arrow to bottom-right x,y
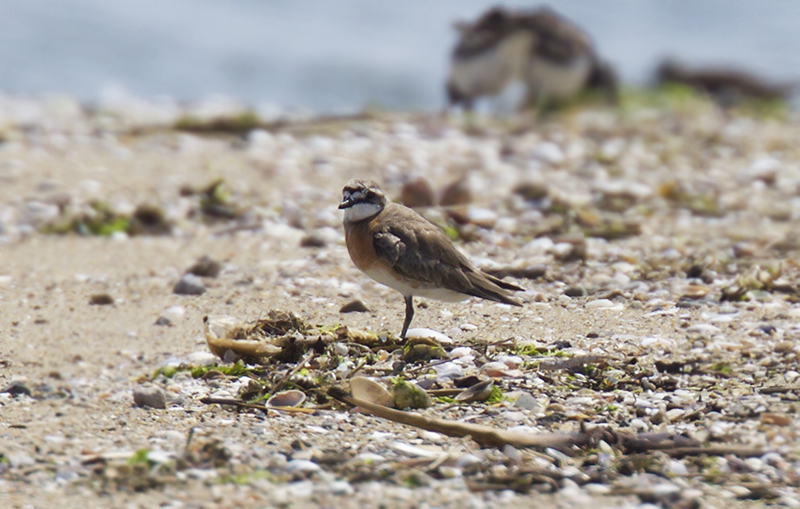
339,179 -> 523,339
446,6 -> 617,111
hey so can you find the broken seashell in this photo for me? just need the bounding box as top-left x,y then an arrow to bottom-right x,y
350,377 -> 394,407
455,379 -> 494,403
266,390 -> 306,408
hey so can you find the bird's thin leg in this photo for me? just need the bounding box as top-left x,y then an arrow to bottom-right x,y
401,296 -> 414,340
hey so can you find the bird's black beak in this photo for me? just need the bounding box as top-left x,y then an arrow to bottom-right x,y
338,198 -> 353,210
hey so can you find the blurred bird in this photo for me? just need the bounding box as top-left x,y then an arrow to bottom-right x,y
339,179 -> 523,339
656,58 -> 796,107
446,6 -> 617,111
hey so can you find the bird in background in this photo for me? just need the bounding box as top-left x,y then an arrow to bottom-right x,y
446,6 -> 617,112
339,179 -> 523,340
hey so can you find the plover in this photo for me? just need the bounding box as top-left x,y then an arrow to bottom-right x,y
339,179 -> 523,339
446,6 -> 617,111
656,58 -> 795,107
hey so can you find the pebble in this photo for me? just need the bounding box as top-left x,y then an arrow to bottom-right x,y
531,142 -> 565,165
154,316 -> 173,326
585,299 -> 615,309
582,483 -> 611,495
6,451 -> 35,468
89,293 -> 114,305
163,305 -> 186,319
667,460 -> 689,476
497,355 -> 522,369
760,413 -> 792,426
325,480 -> 354,495
564,285 -> 587,297
186,256 -> 223,278
433,362 -> 464,380
513,393 -> 539,411
389,442 -> 441,459
449,346 -> 474,358
405,328 -> 453,345
184,351 -> 219,366
459,323 -> 478,332
502,411 -> 526,422
285,459 -> 322,473
1,381 -> 32,397
173,274 -> 207,296
480,362 -> 513,377
339,299 -> 370,313
132,385 -> 167,409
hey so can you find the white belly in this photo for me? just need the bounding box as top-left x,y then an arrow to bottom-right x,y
527,54 -> 592,99
449,31 -> 534,98
364,265 -> 468,303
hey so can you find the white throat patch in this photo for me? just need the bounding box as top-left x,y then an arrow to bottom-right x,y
344,202 -> 381,223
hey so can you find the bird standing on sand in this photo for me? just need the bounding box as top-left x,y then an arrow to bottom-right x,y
339,179 -> 524,339
446,6 -> 617,111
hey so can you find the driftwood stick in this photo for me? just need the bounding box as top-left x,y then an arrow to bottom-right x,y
759,386 -> 800,394
199,397 -> 315,414
661,446 -> 768,458
327,387 -> 584,451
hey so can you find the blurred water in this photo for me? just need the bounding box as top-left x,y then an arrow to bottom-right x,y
1,0 -> 798,112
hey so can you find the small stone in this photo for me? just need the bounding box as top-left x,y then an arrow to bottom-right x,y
326,480 -> 354,495
285,459 -> 321,473
406,328 -> 453,345
465,207 -> 498,229
459,323 -> 478,331
129,204 -> 172,235
760,413 -> 792,426
173,274 -> 206,296
453,375 -> 481,388
1,381 -> 32,397
132,385 -> 167,409
585,299 -> 615,309
564,285 -> 587,298
89,293 -> 114,305
186,256 -> 223,278
668,459 -> 689,476
531,142 -> 564,166
154,316 -> 173,326
514,393 -> 539,411
300,232 -> 327,248
6,451 -> 36,468
439,178 -> 472,207
392,380 -> 431,409
401,176 -> 436,208
339,299 -> 370,313
728,486 -> 752,499
774,341 -> 794,353
433,362 -> 464,380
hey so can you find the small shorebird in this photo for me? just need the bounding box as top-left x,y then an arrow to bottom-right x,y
339,179 -> 523,339
446,6 -> 617,111
656,58 -> 796,107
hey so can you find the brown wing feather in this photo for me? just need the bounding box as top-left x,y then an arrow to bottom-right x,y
373,204 -> 523,305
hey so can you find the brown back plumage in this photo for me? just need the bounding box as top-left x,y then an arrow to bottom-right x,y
371,203 -> 523,306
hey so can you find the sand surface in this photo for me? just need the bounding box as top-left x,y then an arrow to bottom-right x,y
1,96 -> 800,507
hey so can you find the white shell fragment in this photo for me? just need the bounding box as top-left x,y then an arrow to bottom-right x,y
266,390 -> 306,408
350,377 -> 394,407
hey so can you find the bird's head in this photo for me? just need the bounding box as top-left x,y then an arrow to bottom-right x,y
339,179 -> 387,223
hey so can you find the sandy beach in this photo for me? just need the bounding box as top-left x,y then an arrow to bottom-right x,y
1,93 -> 800,508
